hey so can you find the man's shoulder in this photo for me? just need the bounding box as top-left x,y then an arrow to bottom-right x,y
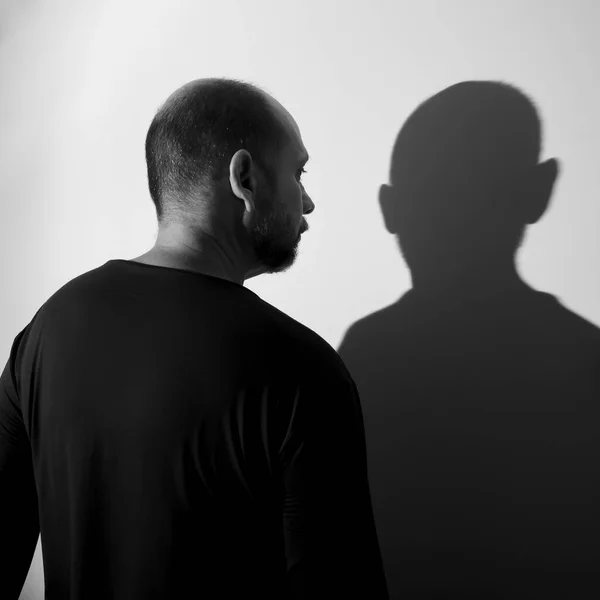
255,297 -> 350,374
26,263 -> 111,327
256,297 -> 334,350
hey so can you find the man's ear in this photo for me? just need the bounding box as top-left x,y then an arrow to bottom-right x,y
229,149 -> 257,216
521,158 -> 559,225
379,184 -> 398,234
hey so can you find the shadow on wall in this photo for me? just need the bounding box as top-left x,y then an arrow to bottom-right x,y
338,81 -> 600,599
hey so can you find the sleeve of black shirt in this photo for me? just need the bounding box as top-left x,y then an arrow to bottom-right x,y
0,327 -> 40,600
279,367 -> 389,600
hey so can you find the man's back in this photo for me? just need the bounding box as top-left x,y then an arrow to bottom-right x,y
1,259 -> 388,599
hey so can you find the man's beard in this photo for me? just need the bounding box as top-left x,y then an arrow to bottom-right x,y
250,203 -> 306,274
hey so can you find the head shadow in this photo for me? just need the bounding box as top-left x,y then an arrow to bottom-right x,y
380,80 -> 557,293
339,81 -> 600,599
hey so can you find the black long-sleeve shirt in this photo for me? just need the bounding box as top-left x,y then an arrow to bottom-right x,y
0,259 -> 388,600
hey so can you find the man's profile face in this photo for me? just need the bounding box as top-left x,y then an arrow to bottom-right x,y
250,109 -> 313,274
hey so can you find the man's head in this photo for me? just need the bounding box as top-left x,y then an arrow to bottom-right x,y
145,78 -> 314,275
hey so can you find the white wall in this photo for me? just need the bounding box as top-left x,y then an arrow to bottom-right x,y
1,1 -> 598,597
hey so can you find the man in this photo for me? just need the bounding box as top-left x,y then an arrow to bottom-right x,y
0,78 -> 388,599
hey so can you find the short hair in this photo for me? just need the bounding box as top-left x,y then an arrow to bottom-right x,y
145,78 -> 289,224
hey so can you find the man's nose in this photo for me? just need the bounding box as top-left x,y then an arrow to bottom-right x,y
303,194 -> 315,215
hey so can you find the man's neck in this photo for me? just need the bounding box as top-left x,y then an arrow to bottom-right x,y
131,226 -> 251,285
